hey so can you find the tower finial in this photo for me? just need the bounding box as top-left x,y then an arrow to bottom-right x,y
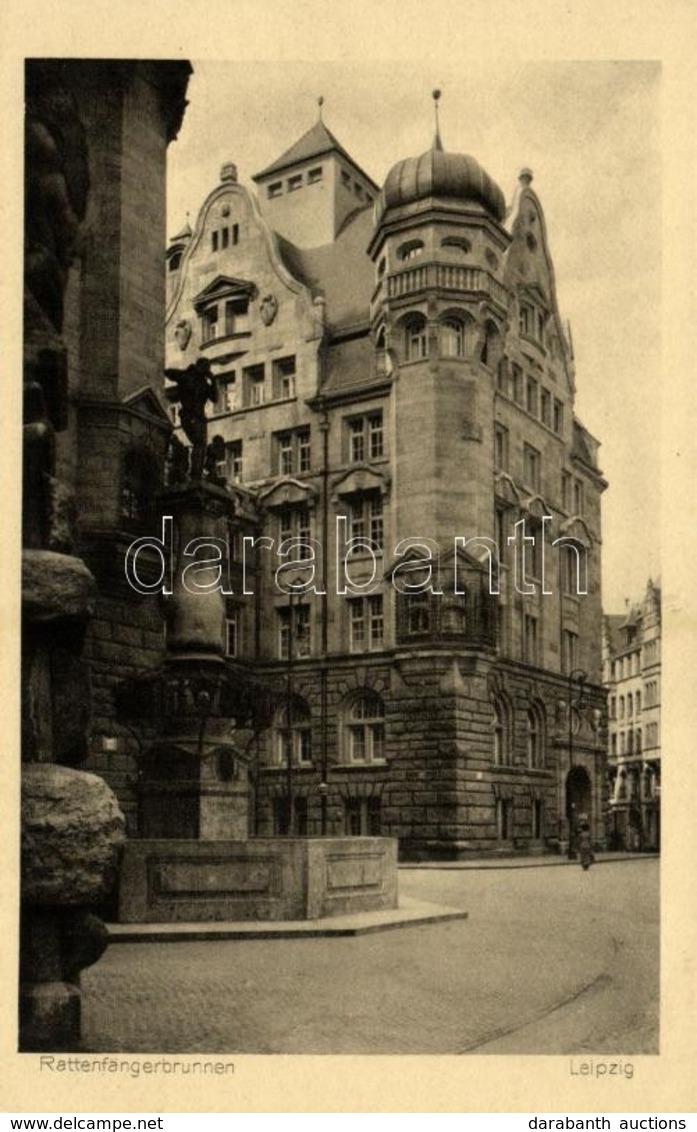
318,95 -> 324,121
432,89 -> 443,151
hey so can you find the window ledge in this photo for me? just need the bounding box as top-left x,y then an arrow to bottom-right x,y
200,331 -> 252,349
333,761 -> 387,770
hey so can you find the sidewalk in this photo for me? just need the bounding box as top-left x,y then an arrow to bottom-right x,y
399,850 -> 658,869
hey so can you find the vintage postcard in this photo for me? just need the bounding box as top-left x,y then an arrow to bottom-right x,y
2,0 -> 696,1117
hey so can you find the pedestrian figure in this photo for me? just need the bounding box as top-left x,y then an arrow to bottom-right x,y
578,814 -> 594,871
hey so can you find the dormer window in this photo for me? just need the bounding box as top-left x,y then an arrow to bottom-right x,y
194,277 -> 255,348
202,305 -> 218,343
398,239 -> 424,263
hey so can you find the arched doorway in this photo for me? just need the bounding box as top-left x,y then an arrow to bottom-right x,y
566,765 -> 592,847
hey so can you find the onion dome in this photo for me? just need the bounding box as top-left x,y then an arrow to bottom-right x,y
377,146 -> 506,223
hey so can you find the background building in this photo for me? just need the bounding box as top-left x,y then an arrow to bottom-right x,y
603,579 -> 661,851
162,106 -> 608,858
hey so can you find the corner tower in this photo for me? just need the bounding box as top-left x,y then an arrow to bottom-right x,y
368,100 -> 510,546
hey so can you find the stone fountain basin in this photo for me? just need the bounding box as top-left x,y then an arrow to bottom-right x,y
118,836 -> 398,923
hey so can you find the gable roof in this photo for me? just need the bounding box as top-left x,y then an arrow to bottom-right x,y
253,120 -> 379,191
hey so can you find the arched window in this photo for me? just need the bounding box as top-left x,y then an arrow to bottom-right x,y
441,317 -> 464,358
527,702 -> 546,769
345,692 -> 385,764
397,239 -> 424,262
403,314 -> 428,362
493,695 -> 511,766
441,236 -> 471,255
276,697 -> 312,767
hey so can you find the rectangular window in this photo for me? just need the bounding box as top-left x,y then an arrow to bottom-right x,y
526,377 -> 538,415
278,505 -> 312,560
563,629 -> 579,674
354,182 -> 363,200
350,419 -> 364,463
369,413 -> 384,459
226,440 -> 243,482
573,479 -> 584,514
307,166 -> 323,183
288,174 -> 303,192
511,364 -> 523,403
494,423 -> 509,471
349,599 -> 365,651
279,433 -> 293,475
212,231 -> 219,252
350,499 -> 365,542
341,170 -> 351,188
554,399 -> 564,434
561,471 -> 571,510
268,181 -> 282,199
298,428 -> 311,472
527,521 -> 542,580
370,494 -> 384,545
224,299 -> 236,336
243,363 -> 265,407
347,412 -> 385,462
524,614 -> 539,665
221,227 -> 229,249
354,597 -> 383,650
519,304 -> 533,337
496,798 -> 512,840
369,595 -> 384,648
348,594 -> 384,653
540,387 -> 551,427
272,356 -> 296,400
523,444 -> 541,491
278,604 -> 311,660
202,304 -> 218,343
275,426 -> 311,474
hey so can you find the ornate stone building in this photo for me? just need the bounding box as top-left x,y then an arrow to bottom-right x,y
603,579 -> 661,851
159,107 -> 608,858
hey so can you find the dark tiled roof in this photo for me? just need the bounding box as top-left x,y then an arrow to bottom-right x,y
319,335 -> 387,399
275,206 -> 374,331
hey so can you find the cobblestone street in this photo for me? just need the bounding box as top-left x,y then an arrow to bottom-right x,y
82,857 -> 658,1055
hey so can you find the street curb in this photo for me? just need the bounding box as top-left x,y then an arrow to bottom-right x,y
107,899 -> 468,942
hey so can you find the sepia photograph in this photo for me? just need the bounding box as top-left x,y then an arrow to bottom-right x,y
4,0 -> 696,1116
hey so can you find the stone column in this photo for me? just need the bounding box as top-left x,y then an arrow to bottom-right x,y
136,481 -> 252,841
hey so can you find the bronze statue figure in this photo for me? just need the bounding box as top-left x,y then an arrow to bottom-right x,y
164,357 -> 217,480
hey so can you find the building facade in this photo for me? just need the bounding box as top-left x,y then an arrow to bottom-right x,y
160,111 -> 608,858
603,580 -> 661,851
30,61 -> 193,834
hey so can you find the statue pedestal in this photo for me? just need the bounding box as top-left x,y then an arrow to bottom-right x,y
119,837 -> 398,923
